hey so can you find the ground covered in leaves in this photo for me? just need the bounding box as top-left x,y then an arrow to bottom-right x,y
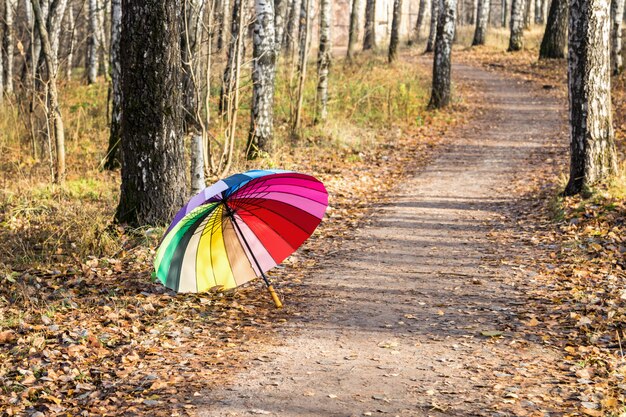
459,45 -> 626,416
0,52 -> 468,415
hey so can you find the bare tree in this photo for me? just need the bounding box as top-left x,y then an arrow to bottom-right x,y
316,0 -> 331,121
284,0 -> 299,55
508,0 -> 525,51
87,0 -> 99,83
4,0 -> 17,95
611,0 -> 625,74
247,0 -> 277,158
388,0 -> 402,62
31,0 -> 66,183
292,0 -> 310,132
411,0 -> 428,44
539,0 -> 567,59
116,0 -> 187,226
346,0 -> 360,59
429,0 -> 456,109
472,0 -> 490,45
275,0 -> 289,56
104,0 -> 121,169
48,0 -> 68,72
565,0 -> 617,195
363,0 -> 375,50
65,4 -> 75,79
425,0 -> 439,52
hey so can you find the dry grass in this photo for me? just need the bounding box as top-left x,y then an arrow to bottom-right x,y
0,50 -> 437,271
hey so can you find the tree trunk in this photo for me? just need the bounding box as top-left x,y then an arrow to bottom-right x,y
4,0 -> 17,95
31,0 -> 66,183
508,0 -> 525,51
116,0 -> 187,226
411,0 -> 428,44
247,0 -> 277,158
501,0 -> 507,27
534,0 -> 542,23
190,134 -> 205,194
284,0 -> 299,55
221,0 -> 243,113
523,0 -> 533,28
0,18 -> 3,105
96,0 -> 109,78
388,0 -> 402,62
316,0 -> 331,121
65,5 -> 75,79
275,0 -> 289,56
564,0 -> 617,196
48,0 -> 68,74
472,0 -> 490,45
363,0 -> 376,50
428,0 -> 456,109
104,0 -> 121,169
87,0 -> 99,83
426,0 -> 440,52
292,0 -> 310,132
611,0 -> 625,74
347,0 -> 360,58
538,0 -> 566,58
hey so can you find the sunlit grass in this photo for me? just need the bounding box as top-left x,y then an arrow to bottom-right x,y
0,49 -> 433,268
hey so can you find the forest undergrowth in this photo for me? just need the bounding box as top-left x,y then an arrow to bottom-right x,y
459,38 -> 626,416
0,51 -> 469,415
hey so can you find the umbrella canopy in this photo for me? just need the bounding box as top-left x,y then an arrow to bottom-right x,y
154,170 -> 328,303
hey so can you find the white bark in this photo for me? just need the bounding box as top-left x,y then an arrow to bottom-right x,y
190,134 -> 205,194
4,0 -> 17,94
87,0 -> 99,83
48,0 -> 68,72
611,0 -> 625,74
316,0 -> 331,121
247,0 -> 277,158
508,0 -> 525,50
429,0 -> 456,109
565,0 -> 617,194
65,5 -> 75,78
472,0 -> 490,45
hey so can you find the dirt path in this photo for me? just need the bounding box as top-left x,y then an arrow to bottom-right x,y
197,62 -> 569,416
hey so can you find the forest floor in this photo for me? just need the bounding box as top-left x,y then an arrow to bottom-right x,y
194,54 -> 595,416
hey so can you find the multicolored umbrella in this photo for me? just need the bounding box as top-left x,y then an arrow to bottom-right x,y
154,170 -> 328,307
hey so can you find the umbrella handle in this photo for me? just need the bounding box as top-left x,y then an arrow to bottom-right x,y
267,285 -> 283,309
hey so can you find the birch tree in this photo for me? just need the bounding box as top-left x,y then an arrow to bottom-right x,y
104,0 -> 121,169
48,0 -> 68,72
501,0 -> 507,27
388,0 -> 402,62
564,0 -> 617,195
31,0 -> 66,183
65,5 -> 75,79
346,0 -> 360,59
426,0 -> 439,52
316,0 -> 331,121
611,0 -> 625,74
292,0 -> 310,132
539,0 -> 567,59
247,0 -> 277,158
4,0 -> 17,95
116,0 -> 187,226
363,0 -> 376,50
472,0 -> 490,45
87,0 -> 99,83
411,0 -> 428,44
508,0 -> 525,51
428,0 -> 456,109
284,0 -> 299,55
275,0 -> 289,56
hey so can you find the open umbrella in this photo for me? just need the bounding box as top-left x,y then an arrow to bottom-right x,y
154,169 -> 328,307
